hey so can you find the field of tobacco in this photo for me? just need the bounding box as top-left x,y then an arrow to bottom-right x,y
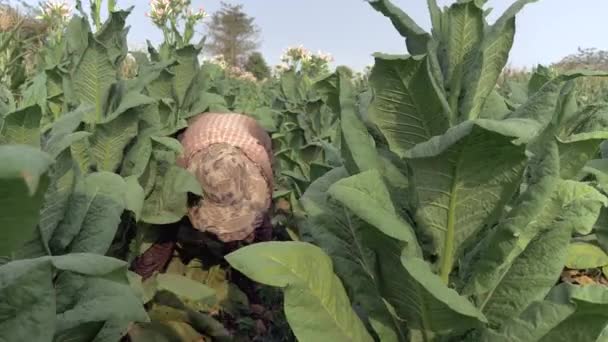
3,0 -> 608,341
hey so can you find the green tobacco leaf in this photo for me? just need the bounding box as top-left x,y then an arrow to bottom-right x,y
336,69 -> 380,174
65,16 -> 89,65
404,119 -> 529,282
146,69 -> 174,100
0,258 -> 56,342
141,165 -> 201,225
444,1 -> 483,115
54,269 -> 148,339
557,104 -> 608,179
0,145 -> 53,256
73,36 -> 117,124
42,105 -> 87,155
95,9 -> 130,66
566,242 -> 608,270
465,166 -> 607,325
482,283 -> 608,341
50,253 -> 128,275
102,91 -> 156,124
51,172 -> 126,255
462,137 -> 560,295
125,176 -> 144,221
369,54 -> 449,157
460,0 -> 538,120
367,0 -> 430,54
121,133 -> 153,178
398,257 -> 487,335
0,105 -> 42,147
479,90 -> 511,120
174,45 -> 200,108
21,73 -> 48,119
300,168 -> 406,342
226,241 -> 374,342
155,273 -> 216,303
39,150 -> 78,250
89,109 -> 139,172
70,136 -> 93,174
0,253 -> 143,342
508,72 -> 608,131
327,169 -> 418,249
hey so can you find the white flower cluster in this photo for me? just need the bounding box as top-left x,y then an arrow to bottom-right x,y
36,0 -> 71,22
280,45 -> 312,64
280,45 -> 334,65
206,54 -> 228,70
315,50 -> 334,63
146,0 -> 206,27
204,55 -> 258,82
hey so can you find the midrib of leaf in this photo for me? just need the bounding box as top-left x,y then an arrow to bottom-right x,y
440,152 -> 462,284
266,255 -> 360,340
342,207 -> 375,277
416,282 -> 431,342
447,6 -> 473,114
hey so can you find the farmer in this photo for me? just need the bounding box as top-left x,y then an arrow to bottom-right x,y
177,112 -> 273,243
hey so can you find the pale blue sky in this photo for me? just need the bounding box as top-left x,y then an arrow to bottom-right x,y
20,0 -> 608,71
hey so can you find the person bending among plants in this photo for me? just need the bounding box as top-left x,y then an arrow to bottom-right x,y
132,112 -> 274,279
177,112 -> 274,242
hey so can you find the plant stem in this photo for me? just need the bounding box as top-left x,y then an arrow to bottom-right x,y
440,156 -> 461,284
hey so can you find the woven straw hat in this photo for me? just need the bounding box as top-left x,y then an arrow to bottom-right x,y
178,113 -> 272,242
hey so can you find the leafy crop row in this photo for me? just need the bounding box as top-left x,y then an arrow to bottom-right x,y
228,0 -> 608,341
3,0 -> 608,341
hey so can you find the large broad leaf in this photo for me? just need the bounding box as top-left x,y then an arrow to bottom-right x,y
0,105 -> 42,147
463,142 -> 607,325
54,272 -> 148,339
460,0 -> 539,120
444,1 -> 483,115
0,258 -> 56,342
21,73 -> 48,120
300,168 -> 406,342
72,35 -> 117,124
141,165 -> 201,225
0,145 -> 53,256
42,105 -> 89,157
404,119 -> 531,282
65,15 -> 90,66
0,254 -> 147,342
557,104 -> 608,179
565,242 -> 608,270
88,109 -> 140,172
481,283 -> 608,341
461,137 -> 561,295
368,54 -> 449,157
367,0 -> 430,54
174,45 -> 200,108
153,273 -> 216,304
124,176 -> 145,221
327,169 -> 418,249
51,172 -> 127,255
393,257 -> 487,336
38,150 -> 78,250
95,9 -> 130,67
336,69 -> 380,174
226,241 -> 374,342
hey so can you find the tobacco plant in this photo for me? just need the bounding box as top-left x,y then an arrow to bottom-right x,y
227,1 -> 608,341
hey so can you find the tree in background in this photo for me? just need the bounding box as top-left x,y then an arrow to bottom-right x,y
206,2 -> 260,67
244,52 -> 270,80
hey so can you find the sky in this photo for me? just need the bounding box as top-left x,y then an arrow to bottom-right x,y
20,0 -> 608,71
